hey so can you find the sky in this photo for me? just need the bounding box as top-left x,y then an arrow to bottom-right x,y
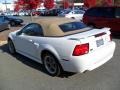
0,0 -> 15,3
0,0 -> 62,3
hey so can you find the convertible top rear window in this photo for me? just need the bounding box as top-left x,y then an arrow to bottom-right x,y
59,22 -> 87,32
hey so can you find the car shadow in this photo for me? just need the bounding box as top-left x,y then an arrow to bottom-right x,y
112,33 -> 120,39
11,24 -> 25,27
0,44 -> 75,78
0,28 -> 10,32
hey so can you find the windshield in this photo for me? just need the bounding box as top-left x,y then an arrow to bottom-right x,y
59,22 -> 87,32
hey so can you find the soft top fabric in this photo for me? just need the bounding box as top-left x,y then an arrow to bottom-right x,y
35,17 -> 88,37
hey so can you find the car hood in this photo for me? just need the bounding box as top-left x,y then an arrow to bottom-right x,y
6,16 -> 22,20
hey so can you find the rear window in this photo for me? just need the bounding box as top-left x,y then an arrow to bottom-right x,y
59,22 -> 87,32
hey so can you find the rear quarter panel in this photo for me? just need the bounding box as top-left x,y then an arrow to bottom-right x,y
34,37 -> 79,62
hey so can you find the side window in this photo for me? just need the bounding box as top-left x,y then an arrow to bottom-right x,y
86,8 -> 104,17
101,8 -> 114,18
22,23 -> 43,36
0,16 -> 5,22
115,8 -> 120,18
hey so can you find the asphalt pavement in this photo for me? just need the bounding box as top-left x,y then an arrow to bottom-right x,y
0,37 -> 120,90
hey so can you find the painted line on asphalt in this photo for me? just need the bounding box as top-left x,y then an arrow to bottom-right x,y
0,41 -> 7,46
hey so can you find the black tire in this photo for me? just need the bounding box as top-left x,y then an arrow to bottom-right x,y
8,39 -> 16,54
10,21 -> 16,26
42,53 -> 62,76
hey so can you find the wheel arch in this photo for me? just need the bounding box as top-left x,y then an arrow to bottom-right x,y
41,49 -> 63,71
8,34 -> 14,41
41,48 -> 61,63
8,34 -> 16,49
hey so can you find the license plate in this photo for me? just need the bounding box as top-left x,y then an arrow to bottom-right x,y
96,39 -> 104,47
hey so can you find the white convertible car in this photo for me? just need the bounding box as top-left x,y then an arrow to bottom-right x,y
8,18 -> 116,76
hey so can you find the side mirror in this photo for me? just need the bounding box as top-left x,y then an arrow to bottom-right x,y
16,31 -> 22,36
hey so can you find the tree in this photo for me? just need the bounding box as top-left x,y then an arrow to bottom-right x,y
44,0 -> 54,10
24,0 -> 41,10
14,1 -> 20,12
14,0 -> 42,21
14,0 -> 24,12
102,0 -> 113,6
84,0 -> 96,8
62,0 -> 70,9
19,0 -> 41,10
114,0 -> 120,6
84,0 -> 114,8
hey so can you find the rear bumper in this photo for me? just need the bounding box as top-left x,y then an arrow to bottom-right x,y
60,41 -> 116,73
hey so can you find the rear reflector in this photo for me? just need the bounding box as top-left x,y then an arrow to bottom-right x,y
73,43 -> 89,56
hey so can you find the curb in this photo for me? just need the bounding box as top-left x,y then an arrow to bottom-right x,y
0,41 -> 7,46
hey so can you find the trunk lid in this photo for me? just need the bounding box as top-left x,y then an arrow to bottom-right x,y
66,28 -> 111,52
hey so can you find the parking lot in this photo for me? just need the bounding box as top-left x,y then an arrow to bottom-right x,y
0,16 -> 120,90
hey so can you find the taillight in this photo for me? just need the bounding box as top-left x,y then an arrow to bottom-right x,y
72,43 -> 89,56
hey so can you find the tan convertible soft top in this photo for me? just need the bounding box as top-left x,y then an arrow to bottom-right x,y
35,17 -> 89,37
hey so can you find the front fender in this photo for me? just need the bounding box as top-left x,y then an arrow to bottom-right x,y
8,33 -> 14,41
8,30 -> 19,41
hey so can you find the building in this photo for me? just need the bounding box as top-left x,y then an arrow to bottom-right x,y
0,3 -> 14,12
74,3 -> 84,7
114,0 -> 120,6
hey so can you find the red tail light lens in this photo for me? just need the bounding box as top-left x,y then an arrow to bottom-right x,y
73,43 -> 89,56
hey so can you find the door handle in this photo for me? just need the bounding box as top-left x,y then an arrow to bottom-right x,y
34,42 -> 39,47
28,39 -> 39,47
29,39 -> 33,42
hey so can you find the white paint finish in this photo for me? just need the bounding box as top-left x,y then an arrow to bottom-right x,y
8,27 -> 116,73
65,10 -> 85,20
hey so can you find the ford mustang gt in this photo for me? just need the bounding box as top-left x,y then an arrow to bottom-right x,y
8,17 -> 116,76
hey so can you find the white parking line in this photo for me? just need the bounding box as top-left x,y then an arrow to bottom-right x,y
0,41 -> 7,46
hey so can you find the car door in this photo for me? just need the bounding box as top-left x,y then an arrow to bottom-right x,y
0,18 -> 3,31
0,16 -> 7,31
14,23 -> 43,61
89,8 -> 105,28
2,16 -> 9,29
100,7 -> 115,29
83,8 -> 104,27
